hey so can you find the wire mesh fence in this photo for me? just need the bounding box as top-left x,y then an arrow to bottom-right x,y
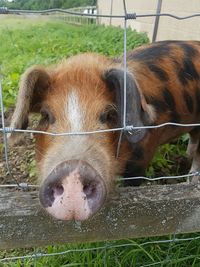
1,0 -> 200,265
2,1 -> 200,186
2,235 -> 200,264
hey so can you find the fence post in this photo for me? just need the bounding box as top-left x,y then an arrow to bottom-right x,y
152,0 -> 163,42
109,0 -> 113,26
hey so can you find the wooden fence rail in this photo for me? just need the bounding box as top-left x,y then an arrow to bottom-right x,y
1,183 -> 200,249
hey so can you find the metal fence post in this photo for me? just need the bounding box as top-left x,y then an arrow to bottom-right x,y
152,0 -> 163,42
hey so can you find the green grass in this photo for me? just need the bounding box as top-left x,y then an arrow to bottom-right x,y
1,234 -> 200,266
0,15 -> 148,108
1,15 -> 200,267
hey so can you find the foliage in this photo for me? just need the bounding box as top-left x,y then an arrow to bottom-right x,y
1,233 -> 200,266
146,134 -> 189,178
0,0 -> 96,10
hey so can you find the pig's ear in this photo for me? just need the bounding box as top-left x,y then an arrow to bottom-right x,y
8,66 -> 51,145
103,68 -> 156,143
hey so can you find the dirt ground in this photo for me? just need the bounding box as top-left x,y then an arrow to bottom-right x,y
0,111 -> 38,186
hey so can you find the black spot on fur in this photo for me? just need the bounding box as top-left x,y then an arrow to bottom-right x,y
162,88 -> 176,111
146,89 -> 180,123
129,43 -> 171,62
178,59 -> 199,85
180,43 -> 198,58
162,88 -> 180,122
178,68 -> 188,85
183,90 -> 194,113
132,144 -> 144,161
123,162 -> 144,186
148,64 -> 169,81
183,59 -> 199,80
129,41 -> 200,64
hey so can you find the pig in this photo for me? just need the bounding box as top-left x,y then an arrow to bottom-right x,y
8,40 -> 200,221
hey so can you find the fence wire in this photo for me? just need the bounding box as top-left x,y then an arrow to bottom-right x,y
7,7 -> 200,21
1,0 -> 200,266
1,235 -> 200,265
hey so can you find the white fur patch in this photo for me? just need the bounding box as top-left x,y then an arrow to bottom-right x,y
66,90 -> 83,132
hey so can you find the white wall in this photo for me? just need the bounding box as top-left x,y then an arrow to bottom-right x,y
97,0 -> 200,41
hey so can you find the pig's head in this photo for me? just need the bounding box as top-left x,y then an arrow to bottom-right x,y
8,53 -> 153,221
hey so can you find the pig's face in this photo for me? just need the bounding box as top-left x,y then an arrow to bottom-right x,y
9,54 -> 132,221
35,59 -> 124,221
9,53 -> 150,221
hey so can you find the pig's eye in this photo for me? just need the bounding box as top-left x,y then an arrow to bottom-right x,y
99,106 -> 118,125
40,107 -> 55,125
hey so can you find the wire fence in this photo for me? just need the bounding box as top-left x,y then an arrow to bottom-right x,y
2,235 -> 200,264
1,0 -> 200,265
2,3 -> 200,187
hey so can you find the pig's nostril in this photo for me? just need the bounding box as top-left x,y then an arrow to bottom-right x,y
83,182 -> 97,199
41,184 -> 64,208
53,184 -> 64,197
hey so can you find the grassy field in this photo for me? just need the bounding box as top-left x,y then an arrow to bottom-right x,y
0,15 -> 148,107
0,15 -> 200,267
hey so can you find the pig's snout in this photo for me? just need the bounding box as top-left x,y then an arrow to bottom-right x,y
39,160 -> 107,221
